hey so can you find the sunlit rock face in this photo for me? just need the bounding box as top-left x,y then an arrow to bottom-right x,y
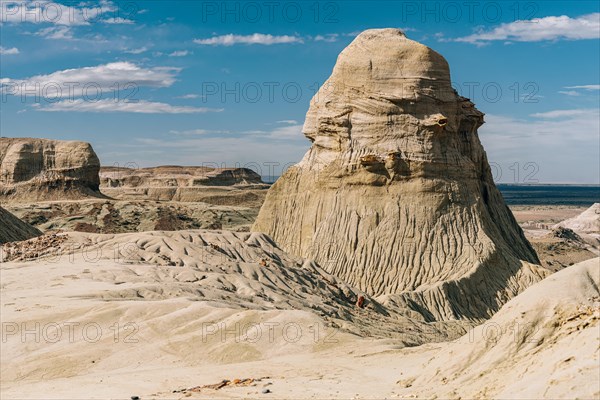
253,29 -> 546,321
0,137 -> 103,201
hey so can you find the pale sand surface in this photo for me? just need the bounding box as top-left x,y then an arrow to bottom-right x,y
509,205 -> 588,225
1,229 -> 598,399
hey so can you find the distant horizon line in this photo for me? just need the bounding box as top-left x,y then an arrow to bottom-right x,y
259,177 -> 600,186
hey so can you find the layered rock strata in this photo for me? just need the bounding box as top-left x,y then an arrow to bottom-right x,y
0,138 -> 103,201
253,29 -> 546,321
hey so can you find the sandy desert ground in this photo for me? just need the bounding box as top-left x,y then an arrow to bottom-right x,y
1,202 -> 599,399
5,202 -> 598,269
1,231 -> 598,399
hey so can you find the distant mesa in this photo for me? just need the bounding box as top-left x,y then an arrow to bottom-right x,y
0,137 -> 105,202
99,165 -> 269,206
100,165 -> 265,188
0,137 -> 269,207
253,28 -> 548,322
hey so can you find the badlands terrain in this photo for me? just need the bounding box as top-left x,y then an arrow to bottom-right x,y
1,29 -> 599,399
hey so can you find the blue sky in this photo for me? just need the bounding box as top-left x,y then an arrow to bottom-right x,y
1,0 -> 599,183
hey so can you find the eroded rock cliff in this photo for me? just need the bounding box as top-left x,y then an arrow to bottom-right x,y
0,138 -> 103,201
253,29 -> 547,321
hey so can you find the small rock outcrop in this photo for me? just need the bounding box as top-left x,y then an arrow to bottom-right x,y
0,138 -> 103,201
253,29 -> 547,321
0,206 -> 42,244
554,203 -> 600,234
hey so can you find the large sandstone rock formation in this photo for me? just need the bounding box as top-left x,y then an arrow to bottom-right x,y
0,138 -> 103,201
0,206 -> 41,244
253,29 -> 547,321
100,166 -> 268,206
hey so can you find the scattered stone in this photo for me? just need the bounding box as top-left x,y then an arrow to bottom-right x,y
1,232 -> 68,262
173,377 -> 265,394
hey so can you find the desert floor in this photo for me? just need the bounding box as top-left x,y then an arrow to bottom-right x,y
1,205 -> 598,400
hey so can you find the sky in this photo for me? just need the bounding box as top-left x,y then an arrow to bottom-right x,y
0,0 -> 599,184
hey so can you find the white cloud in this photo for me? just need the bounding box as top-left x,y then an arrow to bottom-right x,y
0,0 -> 117,26
194,33 -> 303,46
193,31 -> 406,46
558,90 -> 581,96
268,124 -> 303,139
103,17 -> 134,24
36,26 -> 73,39
36,99 -> 223,114
0,46 -> 19,55
529,109 -> 597,118
176,94 -> 201,99
564,84 -> 600,90
164,119 -> 304,143
1,62 -> 179,99
243,123 -> 303,140
121,135 -> 309,170
559,85 -> 600,96
169,129 -> 230,135
124,46 -> 148,54
168,50 -> 190,57
314,34 -> 339,42
103,118 -> 310,170
480,109 -> 600,183
452,13 -> 600,45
